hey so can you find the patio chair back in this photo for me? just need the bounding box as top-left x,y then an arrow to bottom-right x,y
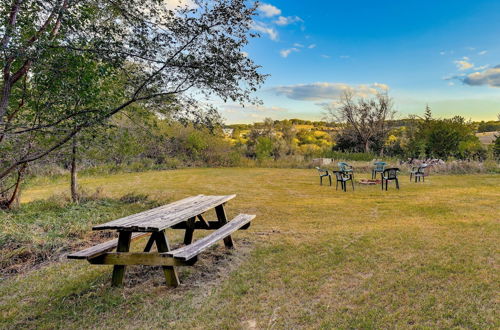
338,162 -> 351,171
383,167 -> 399,180
374,161 -> 386,171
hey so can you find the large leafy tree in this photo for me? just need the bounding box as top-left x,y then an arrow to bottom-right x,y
406,115 -> 484,160
0,0 -> 266,207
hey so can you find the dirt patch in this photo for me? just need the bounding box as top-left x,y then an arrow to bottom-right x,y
123,238 -> 254,291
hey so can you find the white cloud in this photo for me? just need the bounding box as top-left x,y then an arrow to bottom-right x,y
271,82 -> 390,101
454,58 -> 474,71
372,82 -> 390,91
258,3 -> 281,17
293,43 -> 304,48
252,21 -> 278,41
440,51 -> 446,55
308,44 -> 316,49
280,47 -> 300,58
339,55 -> 350,59
474,64 -> 489,71
273,15 -> 303,26
478,50 -> 487,55
463,65 -> 500,87
321,54 -> 331,59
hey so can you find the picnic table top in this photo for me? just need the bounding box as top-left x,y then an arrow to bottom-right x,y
93,194 -> 236,232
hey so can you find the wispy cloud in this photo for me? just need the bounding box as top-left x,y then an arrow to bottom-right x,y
220,103 -> 287,113
339,55 -> 350,59
258,3 -> 281,17
252,21 -> 278,41
271,82 -> 390,101
478,50 -> 487,56
308,44 -> 316,49
454,57 -> 474,71
321,54 -> 331,59
273,15 -> 303,26
293,43 -> 304,48
463,65 -> 500,88
280,47 -> 300,58
440,50 -> 455,56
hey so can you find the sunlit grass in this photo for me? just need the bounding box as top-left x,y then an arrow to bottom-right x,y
1,168 -> 499,328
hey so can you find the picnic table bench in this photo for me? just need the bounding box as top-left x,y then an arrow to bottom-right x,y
68,194 -> 255,287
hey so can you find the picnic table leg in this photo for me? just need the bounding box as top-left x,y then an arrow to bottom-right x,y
215,204 -> 234,248
154,231 -> 180,287
183,217 -> 196,245
143,234 -> 156,252
111,231 -> 132,287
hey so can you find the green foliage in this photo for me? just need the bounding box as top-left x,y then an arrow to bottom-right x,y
493,134 -> 500,160
255,137 -> 273,160
406,116 -> 486,160
477,120 -> 500,133
323,151 -> 377,162
1,0 -> 266,206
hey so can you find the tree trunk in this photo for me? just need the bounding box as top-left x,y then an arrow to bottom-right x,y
364,140 -> 370,153
70,136 -> 79,203
4,163 -> 27,209
0,79 -> 12,124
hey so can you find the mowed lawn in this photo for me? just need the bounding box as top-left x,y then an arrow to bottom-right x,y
1,168 -> 499,329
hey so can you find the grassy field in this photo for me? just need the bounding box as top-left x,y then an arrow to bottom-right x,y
1,168 -> 499,329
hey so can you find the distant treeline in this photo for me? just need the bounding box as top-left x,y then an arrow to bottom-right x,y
228,118 -> 500,133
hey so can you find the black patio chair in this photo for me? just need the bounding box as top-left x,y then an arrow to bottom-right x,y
410,164 -> 428,182
315,167 -> 332,186
382,167 -> 400,190
333,170 -> 354,192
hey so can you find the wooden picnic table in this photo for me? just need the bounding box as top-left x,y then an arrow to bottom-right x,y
68,194 -> 255,287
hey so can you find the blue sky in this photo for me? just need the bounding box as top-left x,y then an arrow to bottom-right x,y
219,0 -> 500,123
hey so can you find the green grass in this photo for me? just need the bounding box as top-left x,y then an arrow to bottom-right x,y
0,194 -> 156,276
1,168 -> 499,328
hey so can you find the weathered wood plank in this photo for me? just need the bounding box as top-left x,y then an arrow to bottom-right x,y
92,194 -> 236,232
143,234 -> 156,252
67,232 -> 150,260
167,214 -> 255,261
197,214 -> 210,228
183,217 -> 196,245
171,220 -> 251,230
215,204 -> 233,248
154,231 -> 180,287
111,231 -> 132,287
88,252 -> 196,266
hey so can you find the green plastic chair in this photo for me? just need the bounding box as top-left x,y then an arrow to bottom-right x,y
372,161 -> 386,179
315,167 -> 332,186
410,164 -> 428,182
337,162 -> 354,180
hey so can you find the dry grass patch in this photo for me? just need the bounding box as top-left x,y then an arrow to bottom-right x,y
0,168 -> 499,328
